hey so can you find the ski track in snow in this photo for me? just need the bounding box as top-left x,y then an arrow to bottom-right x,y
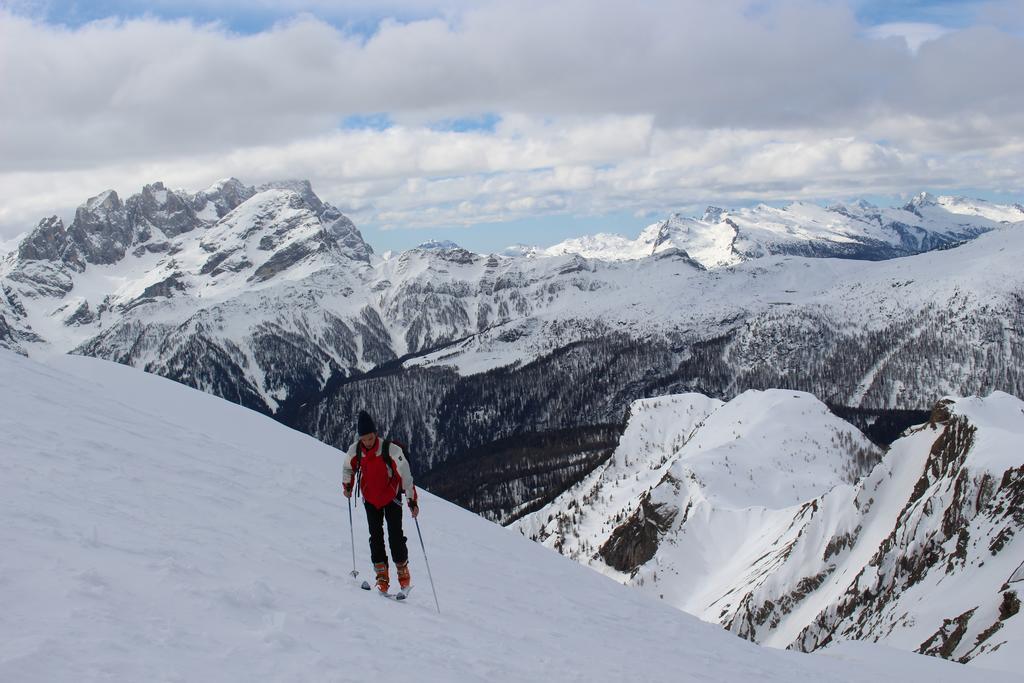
2,351 -> 1019,682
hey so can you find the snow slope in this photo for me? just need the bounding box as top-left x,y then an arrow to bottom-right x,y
515,389 -> 1024,673
1,351 -> 1016,682
514,390 -> 881,603
936,195 -> 1024,223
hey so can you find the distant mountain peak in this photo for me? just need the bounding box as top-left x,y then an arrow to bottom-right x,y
702,206 -> 726,223
417,239 -> 462,250
500,244 -> 538,258
906,191 -> 938,209
257,179 -> 324,214
84,189 -> 121,212
2,177 -> 369,292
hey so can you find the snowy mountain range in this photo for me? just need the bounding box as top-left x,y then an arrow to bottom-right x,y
513,389 -> 1024,672
2,179 -> 1022,405
536,193 -> 1024,267
1,178 -> 1022,466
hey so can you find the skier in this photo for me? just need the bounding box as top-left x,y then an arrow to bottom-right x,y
342,410 -> 419,595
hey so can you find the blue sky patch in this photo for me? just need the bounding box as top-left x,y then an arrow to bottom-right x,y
10,0 -> 437,36
851,0 -> 978,28
341,113 -> 394,131
428,114 -> 502,134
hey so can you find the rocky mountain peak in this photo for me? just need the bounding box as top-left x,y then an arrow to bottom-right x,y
905,191 -> 938,212
702,206 -> 726,223
650,213 -> 738,268
84,189 -> 121,213
321,205 -> 372,263
17,216 -> 67,262
418,239 -> 462,250
128,181 -> 200,239
409,241 -> 478,264
191,178 -> 256,219
5,178 -> 369,290
189,186 -> 374,284
257,179 -> 324,215
64,189 -> 134,267
652,216 -> 678,250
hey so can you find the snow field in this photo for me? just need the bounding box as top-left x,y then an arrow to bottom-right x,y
2,352 -> 1015,682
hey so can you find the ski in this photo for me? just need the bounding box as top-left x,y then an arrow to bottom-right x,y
360,580 -> 411,601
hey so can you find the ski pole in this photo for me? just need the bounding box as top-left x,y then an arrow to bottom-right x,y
414,517 -> 441,614
348,495 -> 359,578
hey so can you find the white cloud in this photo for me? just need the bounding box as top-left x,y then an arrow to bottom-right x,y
0,1 -> 1022,243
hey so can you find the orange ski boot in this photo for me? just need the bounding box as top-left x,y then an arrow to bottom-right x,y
397,560 -> 411,590
373,561 -> 390,594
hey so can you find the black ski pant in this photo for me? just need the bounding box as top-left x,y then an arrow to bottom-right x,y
365,500 -> 408,565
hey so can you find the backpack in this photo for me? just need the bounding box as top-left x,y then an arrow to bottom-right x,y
354,438 -> 407,500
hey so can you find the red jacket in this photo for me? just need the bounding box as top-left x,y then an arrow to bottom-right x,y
343,437 -> 417,509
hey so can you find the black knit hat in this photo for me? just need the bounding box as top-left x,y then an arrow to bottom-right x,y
357,410 -> 376,436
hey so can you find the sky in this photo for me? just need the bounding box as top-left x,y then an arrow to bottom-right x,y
0,0 -> 1022,254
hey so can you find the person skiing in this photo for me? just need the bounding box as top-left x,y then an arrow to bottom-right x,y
342,410 -> 419,594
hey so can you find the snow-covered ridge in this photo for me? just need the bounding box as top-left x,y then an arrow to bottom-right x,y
539,232 -> 655,261
514,389 -> 1024,673
531,195 -> 1023,267
932,194 -> 1024,223
4,350 -> 1010,682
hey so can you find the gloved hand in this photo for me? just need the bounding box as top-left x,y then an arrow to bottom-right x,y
408,498 -> 419,518
343,482 -> 353,498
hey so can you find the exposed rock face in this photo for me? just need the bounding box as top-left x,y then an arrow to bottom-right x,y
189,178 -> 256,218
599,490 -> 679,573
0,311 -> 17,352
18,216 -> 67,262
137,275 -> 187,301
65,190 -> 135,267
63,300 -> 97,327
126,182 -> 201,238
0,284 -> 38,353
789,395 -> 1024,666
250,240 -> 315,283
322,206 -> 373,264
